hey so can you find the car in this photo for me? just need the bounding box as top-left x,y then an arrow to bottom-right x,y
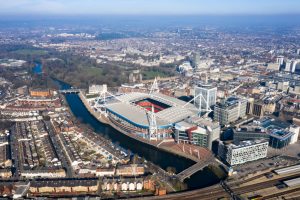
276,184 -> 287,189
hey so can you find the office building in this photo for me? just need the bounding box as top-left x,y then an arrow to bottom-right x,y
269,130 -> 295,149
285,60 -> 292,72
214,97 -> 247,125
193,52 -> 201,69
269,125 -> 300,148
218,140 -> 268,166
175,117 -> 220,150
291,60 -> 300,73
277,56 -> 284,66
194,84 -> 217,112
233,126 -> 270,143
233,117 -> 300,149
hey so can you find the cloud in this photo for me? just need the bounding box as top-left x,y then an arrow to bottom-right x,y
0,0 -> 299,15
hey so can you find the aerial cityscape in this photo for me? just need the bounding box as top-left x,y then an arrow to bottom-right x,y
1,0 -> 300,199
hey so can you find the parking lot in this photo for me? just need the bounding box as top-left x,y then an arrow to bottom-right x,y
230,155 -> 299,181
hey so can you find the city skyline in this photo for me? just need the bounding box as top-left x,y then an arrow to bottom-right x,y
1,0 -> 300,16
1,0 -> 300,199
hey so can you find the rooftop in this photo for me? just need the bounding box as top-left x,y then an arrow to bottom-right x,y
215,96 -> 246,109
195,83 -> 217,90
30,179 -> 98,187
260,117 -> 290,130
236,117 -> 296,139
283,177 -> 300,187
228,139 -> 268,149
104,92 -> 198,128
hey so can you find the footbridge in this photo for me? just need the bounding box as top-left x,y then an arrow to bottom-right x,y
177,156 -> 216,182
59,89 -> 81,94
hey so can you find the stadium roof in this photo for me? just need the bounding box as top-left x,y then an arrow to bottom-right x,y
105,92 -> 198,129
106,102 -> 170,129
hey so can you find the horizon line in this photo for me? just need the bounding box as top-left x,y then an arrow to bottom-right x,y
1,13 -> 300,17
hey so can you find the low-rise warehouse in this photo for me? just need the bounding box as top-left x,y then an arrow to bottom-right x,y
274,164 -> 300,175
284,177 -> 300,187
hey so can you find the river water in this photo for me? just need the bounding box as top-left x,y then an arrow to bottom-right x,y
57,80 -> 222,189
33,63 -> 43,74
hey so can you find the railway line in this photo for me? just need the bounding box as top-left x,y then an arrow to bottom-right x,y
131,185 -> 229,200
132,172 -> 300,200
262,188 -> 300,199
230,173 -> 300,198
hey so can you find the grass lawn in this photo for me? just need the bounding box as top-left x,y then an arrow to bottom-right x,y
12,49 -> 48,56
80,67 -> 103,77
142,70 -> 170,80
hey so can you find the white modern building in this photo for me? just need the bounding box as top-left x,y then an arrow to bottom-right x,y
277,56 -> 284,66
285,60 -> 292,72
218,140 -> 268,166
291,60 -> 300,73
88,84 -> 107,95
178,61 -> 193,76
289,125 -> 300,144
194,84 -> 217,112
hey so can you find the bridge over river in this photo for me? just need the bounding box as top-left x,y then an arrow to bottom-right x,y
176,155 -> 217,182
59,89 -> 81,94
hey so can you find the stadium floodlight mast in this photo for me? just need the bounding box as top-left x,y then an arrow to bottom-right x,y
149,77 -> 159,95
149,105 -> 158,141
96,84 -> 128,116
182,92 -> 212,117
97,84 -> 128,104
99,85 -> 107,104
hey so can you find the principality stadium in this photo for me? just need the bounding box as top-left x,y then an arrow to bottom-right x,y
95,92 -> 199,141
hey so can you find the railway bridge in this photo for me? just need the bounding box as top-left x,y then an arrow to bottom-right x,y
59,89 -> 81,94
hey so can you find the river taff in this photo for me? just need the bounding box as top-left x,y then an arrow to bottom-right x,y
57,80 -> 223,189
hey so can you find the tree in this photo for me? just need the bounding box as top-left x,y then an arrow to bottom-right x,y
132,154 -> 139,164
166,166 -> 176,175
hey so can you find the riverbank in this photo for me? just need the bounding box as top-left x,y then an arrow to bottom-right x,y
78,91 -> 209,164
55,78 -> 212,165
61,92 -> 189,193
56,80 -> 223,189
78,91 -> 109,124
76,89 -> 228,187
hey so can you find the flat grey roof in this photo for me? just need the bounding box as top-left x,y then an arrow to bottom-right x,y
284,177 -> 300,187
274,165 -> 300,175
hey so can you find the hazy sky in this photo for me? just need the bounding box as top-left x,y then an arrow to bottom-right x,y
1,0 -> 300,15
